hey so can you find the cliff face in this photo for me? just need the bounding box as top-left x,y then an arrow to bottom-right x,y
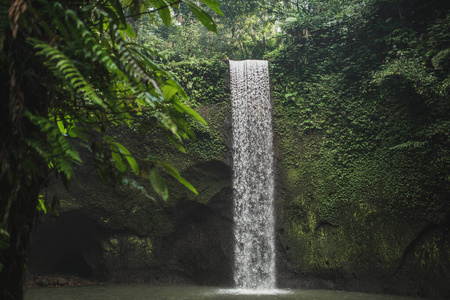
29,59 -> 449,299
273,123 -> 450,299
269,67 -> 450,298
29,158 -> 234,286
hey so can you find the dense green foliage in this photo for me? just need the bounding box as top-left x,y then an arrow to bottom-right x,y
134,0 -> 279,60
264,0 -> 450,294
0,0 -> 222,299
269,0 -> 450,222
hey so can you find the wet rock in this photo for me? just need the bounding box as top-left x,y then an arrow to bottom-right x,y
57,277 -> 67,285
35,277 -> 49,287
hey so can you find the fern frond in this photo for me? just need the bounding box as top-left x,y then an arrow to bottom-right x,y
24,111 -> 82,180
127,46 -> 189,100
29,38 -> 106,108
111,23 -> 163,93
37,1 -> 126,81
71,15 -> 125,79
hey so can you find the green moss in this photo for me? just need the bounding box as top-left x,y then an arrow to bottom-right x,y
274,67 -> 449,277
414,234 -> 450,268
286,212 -> 412,273
165,59 -> 229,108
59,197 -> 83,211
128,236 -> 153,254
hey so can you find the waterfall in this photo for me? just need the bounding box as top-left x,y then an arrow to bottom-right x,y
230,60 -> 276,290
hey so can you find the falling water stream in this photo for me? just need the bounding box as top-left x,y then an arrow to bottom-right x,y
230,60 -> 276,290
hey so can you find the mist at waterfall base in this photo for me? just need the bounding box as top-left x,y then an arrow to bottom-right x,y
25,285 -> 422,300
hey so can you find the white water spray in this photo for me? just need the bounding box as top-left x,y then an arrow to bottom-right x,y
230,60 -> 276,290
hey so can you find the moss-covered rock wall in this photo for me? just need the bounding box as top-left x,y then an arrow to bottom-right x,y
270,61 -> 450,299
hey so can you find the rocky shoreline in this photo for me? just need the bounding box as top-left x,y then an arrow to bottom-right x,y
26,275 -> 101,288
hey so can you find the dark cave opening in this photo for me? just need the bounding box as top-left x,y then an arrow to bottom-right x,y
29,210 -> 107,278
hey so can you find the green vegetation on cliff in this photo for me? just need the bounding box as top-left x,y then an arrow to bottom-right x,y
266,0 -> 449,296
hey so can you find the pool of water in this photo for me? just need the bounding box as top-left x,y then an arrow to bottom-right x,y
25,285 -> 422,300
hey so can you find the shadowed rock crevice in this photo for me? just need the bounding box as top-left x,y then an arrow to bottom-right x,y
29,211 -> 108,279
167,186 -> 234,286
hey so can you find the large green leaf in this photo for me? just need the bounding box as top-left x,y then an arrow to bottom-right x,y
112,142 -> 139,175
161,84 -> 179,101
199,0 -> 224,16
111,149 -> 127,173
185,1 -> 217,33
104,136 -> 139,175
155,0 -> 171,27
124,23 -> 137,38
166,79 -> 188,99
172,96 -> 207,126
149,167 -> 169,201
159,161 -> 198,195
56,118 -> 67,135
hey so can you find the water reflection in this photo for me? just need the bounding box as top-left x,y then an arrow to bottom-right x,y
25,285 -> 423,300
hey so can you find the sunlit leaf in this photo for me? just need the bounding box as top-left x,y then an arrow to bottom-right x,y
124,23 -> 136,38
56,118 -> 67,134
161,84 -> 178,101
37,195 -> 47,214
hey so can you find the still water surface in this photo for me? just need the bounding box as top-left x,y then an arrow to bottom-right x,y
25,285 -> 422,300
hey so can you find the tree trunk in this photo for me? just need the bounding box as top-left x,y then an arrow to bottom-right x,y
1,242 -> 28,299
0,163 -> 41,300
0,38 -> 45,300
